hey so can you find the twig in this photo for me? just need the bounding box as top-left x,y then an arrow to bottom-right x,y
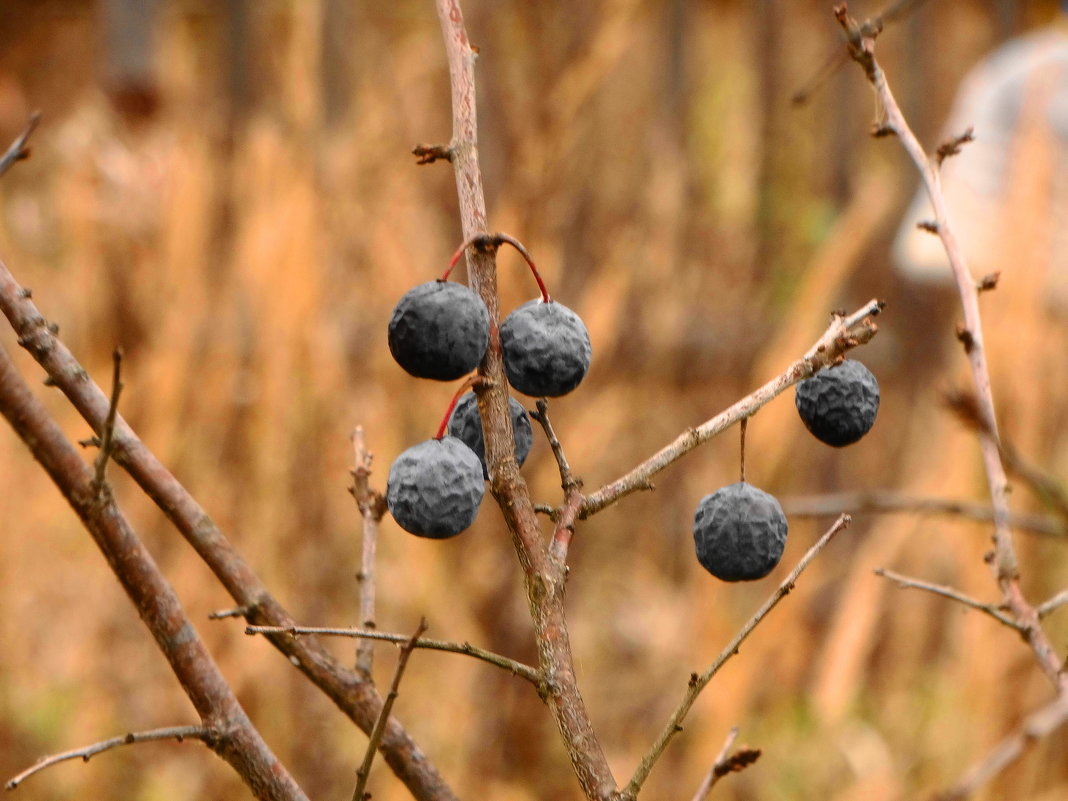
874,568 -> 1023,631
530,400 -> 583,565
933,692 -> 1068,801
1036,589 -> 1068,620
623,514 -> 853,799
689,726 -> 763,801
244,625 -> 539,684
780,490 -> 1066,539
208,605 -> 254,620
835,1 -> 1067,693
739,418 -> 748,484
351,619 -> 428,801
0,111 -> 41,179
582,301 -> 883,518
91,348 -> 124,494
349,426 -> 386,677
0,260 -> 460,801
6,725 -> 210,790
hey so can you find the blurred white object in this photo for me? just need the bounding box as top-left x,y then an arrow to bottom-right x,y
894,17 -> 1068,314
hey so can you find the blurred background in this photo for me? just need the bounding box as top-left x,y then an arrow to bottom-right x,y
0,1 -> 1066,799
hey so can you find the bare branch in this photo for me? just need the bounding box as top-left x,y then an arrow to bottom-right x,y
933,693 -> 1068,801
530,400 -> 584,565
689,727 -> 762,801
835,1 -> 1067,694
351,619 -> 428,801
6,725 -> 210,790
582,301 -> 883,518
623,514 -> 853,799
0,111 -> 41,179
245,625 -> 539,684
350,426 -> 386,677
780,490 -> 1066,539
875,568 -> 1023,631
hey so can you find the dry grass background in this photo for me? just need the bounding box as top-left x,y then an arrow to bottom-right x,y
0,1 -> 1066,800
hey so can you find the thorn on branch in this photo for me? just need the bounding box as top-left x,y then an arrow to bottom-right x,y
714,746 -> 762,778
0,111 -> 42,179
978,272 -> 1000,292
917,220 -> 940,234
955,324 -> 975,353
936,126 -> 975,166
871,123 -> 895,138
412,143 -> 454,164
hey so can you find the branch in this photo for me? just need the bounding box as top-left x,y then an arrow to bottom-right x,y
623,514 -> 853,799
6,725 -> 210,790
835,1 -> 1067,694
582,301 -> 883,517
91,347 -> 124,493
933,692 -> 1068,801
245,625 -> 539,684
530,400 -> 583,565
1036,589 -> 1068,621
0,111 -> 41,179
0,260 -> 460,801
349,425 -> 386,677
351,619 -> 428,801
780,490 -> 1066,538
0,345 -> 307,801
875,568 -> 1023,631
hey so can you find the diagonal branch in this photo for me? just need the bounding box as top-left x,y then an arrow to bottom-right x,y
245,625 -> 539,684
875,568 -> 1023,631
0,344 -> 306,801
0,111 -> 41,179
623,514 -> 853,799
582,301 -> 883,517
6,725 -> 210,790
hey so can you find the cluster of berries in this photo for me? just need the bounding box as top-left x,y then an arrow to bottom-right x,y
385,234 -> 589,539
694,360 -> 879,582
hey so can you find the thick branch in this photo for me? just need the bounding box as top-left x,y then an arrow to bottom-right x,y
7,726 -> 210,790
623,515 -> 852,799
583,302 -> 882,517
0,262 -> 459,801
245,625 -> 539,684
0,345 -> 306,801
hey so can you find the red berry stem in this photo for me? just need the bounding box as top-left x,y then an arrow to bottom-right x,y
434,375 -> 479,440
495,232 -> 550,303
441,232 -> 551,303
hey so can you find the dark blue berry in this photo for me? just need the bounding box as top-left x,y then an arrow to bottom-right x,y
694,482 -> 788,581
388,281 -> 490,381
795,359 -> 880,447
500,300 -> 591,397
386,437 -> 485,538
447,393 -> 533,478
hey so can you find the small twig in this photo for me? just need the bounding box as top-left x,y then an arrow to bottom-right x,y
349,426 -> 386,677
91,348 -> 124,494
411,143 -> 453,164
780,490 -> 1066,539
531,399 -> 576,489
875,568 -> 1023,631
1036,589 -> 1068,620
244,624 -> 539,683
689,726 -> 763,801
350,618 -> 428,801
0,111 -> 41,179
933,692 -> 1068,801
530,399 -> 584,564
207,605 -> 254,620
582,300 -> 882,518
624,514 -> 853,798
6,725 -> 211,790
739,418 -> 748,484
935,126 -> 974,166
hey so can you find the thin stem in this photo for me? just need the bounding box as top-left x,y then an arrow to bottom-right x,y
494,232 -> 550,303
624,514 -> 853,798
436,375 -> 479,440
442,232 -> 495,281
1036,589 -> 1068,621
690,727 -> 762,801
582,300 -> 883,518
875,568 -> 1023,631
351,619 -> 428,801
244,625 -> 539,684
350,426 -> 386,677
780,490 -> 1066,538
92,347 -> 124,493
6,725 -> 210,790
739,418 -> 748,484
0,111 -> 41,179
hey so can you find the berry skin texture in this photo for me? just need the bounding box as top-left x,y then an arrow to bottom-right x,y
693,482 -> 788,582
386,437 -> 485,539
500,299 -> 592,397
447,393 -> 533,478
795,359 -> 880,447
388,281 -> 490,381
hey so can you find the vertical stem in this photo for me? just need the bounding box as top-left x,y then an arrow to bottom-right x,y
431,2 -> 618,798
